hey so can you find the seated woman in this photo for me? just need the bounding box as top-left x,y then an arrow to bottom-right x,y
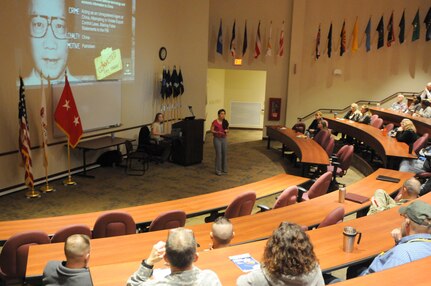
150,113 -> 171,161
344,103 -> 361,121
237,222 -> 324,286
357,105 -> 372,124
306,111 -> 323,136
414,100 -> 431,118
406,96 -> 421,115
395,119 -> 419,145
151,113 -> 166,142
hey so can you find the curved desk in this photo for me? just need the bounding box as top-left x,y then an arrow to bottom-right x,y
26,169 -> 413,278
336,256 -> 430,285
267,126 -> 330,175
87,192 -> 431,286
370,107 -> 431,136
0,174 -> 308,243
325,117 -> 416,168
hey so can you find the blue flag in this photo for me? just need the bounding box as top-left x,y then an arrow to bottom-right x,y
242,20 -> 248,56
376,16 -> 384,49
412,10 -> 420,41
340,21 -> 346,56
425,7 -> 431,41
327,23 -> 332,58
399,11 -> 405,44
216,19 -> 223,54
365,18 -> 371,52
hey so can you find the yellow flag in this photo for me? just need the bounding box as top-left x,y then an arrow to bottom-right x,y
351,18 -> 358,52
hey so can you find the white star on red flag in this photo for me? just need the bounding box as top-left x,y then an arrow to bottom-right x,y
63,100 -> 70,111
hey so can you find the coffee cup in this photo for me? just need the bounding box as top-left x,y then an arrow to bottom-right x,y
343,226 -> 362,253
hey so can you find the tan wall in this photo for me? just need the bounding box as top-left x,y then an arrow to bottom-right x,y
286,0 -> 431,126
0,0 -> 209,190
208,0 -> 294,131
206,69 -> 226,131
223,70 -> 266,127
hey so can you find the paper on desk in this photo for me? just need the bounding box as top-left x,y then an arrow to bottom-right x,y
229,253 -> 260,272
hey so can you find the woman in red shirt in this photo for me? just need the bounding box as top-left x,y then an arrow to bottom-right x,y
211,109 -> 229,175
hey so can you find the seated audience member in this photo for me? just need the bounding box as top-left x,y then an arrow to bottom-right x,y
127,228 -> 221,286
360,201 -> 431,275
399,146 -> 431,173
395,119 -> 419,145
307,111 -> 323,136
42,234 -> 92,286
390,94 -> 408,112
406,96 -> 422,115
414,99 -> 431,118
209,216 -> 234,250
237,222 -> 324,286
344,103 -> 361,121
420,82 -> 431,100
367,178 -> 421,215
357,105 -> 372,124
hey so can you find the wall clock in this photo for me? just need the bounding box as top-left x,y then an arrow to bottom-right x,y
159,47 -> 167,61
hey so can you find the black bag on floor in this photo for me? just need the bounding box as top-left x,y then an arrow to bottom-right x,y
97,150 -> 122,167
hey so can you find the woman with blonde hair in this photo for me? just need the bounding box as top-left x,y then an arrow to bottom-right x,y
358,105 -> 372,124
344,103 -> 361,121
237,222 -> 324,285
307,111 -> 323,136
395,119 -> 418,145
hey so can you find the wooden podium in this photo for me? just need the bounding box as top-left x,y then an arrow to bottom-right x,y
171,119 -> 204,166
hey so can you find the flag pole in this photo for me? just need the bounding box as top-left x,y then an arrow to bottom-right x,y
40,70 -> 54,193
63,139 -> 77,186
40,164 -> 55,192
26,185 -> 41,199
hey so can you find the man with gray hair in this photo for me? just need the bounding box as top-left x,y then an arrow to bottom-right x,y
420,82 -> 431,100
367,178 -> 421,215
390,94 -> 407,112
209,216 -> 234,249
127,228 -> 221,285
43,234 -> 92,286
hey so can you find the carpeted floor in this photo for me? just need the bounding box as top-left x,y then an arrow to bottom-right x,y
0,130 -> 363,222
0,129 -> 365,282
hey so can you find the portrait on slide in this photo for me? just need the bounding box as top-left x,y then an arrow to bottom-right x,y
17,0 -> 135,86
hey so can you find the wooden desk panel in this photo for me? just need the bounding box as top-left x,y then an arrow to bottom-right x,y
0,174 -> 308,242
26,169 -> 413,277
370,107 -> 431,136
336,256 -> 431,285
88,194 -> 431,286
267,126 -> 329,166
325,117 -> 416,166
76,136 -> 130,150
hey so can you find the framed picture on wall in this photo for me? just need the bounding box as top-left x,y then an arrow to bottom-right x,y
268,98 -> 281,121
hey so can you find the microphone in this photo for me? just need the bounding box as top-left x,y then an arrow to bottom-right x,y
188,106 -> 195,117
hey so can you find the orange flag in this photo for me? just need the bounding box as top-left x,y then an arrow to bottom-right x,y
54,75 -> 83,148
351,18 -> 359,52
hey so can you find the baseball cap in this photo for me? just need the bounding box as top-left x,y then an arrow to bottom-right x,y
399,201 -> 431,226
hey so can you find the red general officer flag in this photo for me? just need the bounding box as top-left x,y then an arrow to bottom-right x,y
54,75 -> 83,148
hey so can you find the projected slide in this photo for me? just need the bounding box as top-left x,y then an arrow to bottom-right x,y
19,0 -> 135,86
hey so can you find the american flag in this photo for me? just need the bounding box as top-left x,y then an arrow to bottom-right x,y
18,77 -> 34,189
279,22 -> 284,57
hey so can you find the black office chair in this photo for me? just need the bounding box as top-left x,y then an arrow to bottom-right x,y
125,140 -> 149,175
138,126 -> 165,163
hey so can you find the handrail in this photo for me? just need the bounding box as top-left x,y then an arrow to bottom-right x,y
297,91 -> 420,122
